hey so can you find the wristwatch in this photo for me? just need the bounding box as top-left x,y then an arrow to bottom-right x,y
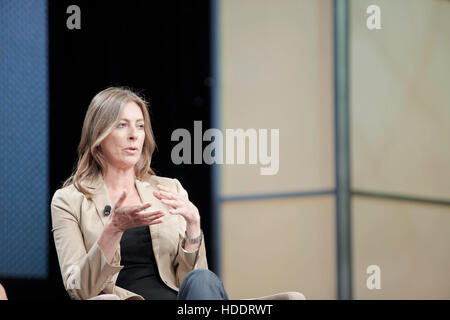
185,229 -> 203,244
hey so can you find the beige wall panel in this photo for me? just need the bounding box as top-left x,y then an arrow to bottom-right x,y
352,196 -> 450,299
221,195 -> 336,299
350,0 -> 450,199
220,0 -> 335,196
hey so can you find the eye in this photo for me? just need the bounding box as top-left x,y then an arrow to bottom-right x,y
117,122 -> 126,128
138,123 -> 145,129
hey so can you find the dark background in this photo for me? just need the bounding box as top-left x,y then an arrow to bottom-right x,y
2,0 -> 214,299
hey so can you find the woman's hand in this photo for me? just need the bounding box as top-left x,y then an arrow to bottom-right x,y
153,184 -> 201,239
99,191 -> 164,264
108,191 -> 165,233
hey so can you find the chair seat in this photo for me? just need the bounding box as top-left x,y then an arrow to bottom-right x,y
87,291 -> 306,300
243,291 -> 306,300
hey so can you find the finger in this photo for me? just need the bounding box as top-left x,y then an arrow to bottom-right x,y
113,190 -> 127,211
157,185 -> 187,200
139,209 -> 165,219
169,208 -> 183,216
136,202 -> 152,212
157,185 -> 176,195
168,208 -> 188,221
156,185 -> 176,195
154,190 -> 177,200
143,214 -> 165,224
152,190 -> 163,200
143,214 -> 165,225
160,198 -> 181,208
126,203 -> 152,215
148,219 -> 164,225
161,185 -> 187,200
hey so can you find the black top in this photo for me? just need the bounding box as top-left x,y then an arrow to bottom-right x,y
115,226 -> 178,300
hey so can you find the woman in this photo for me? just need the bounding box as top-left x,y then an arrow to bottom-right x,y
0,283 -> 7,300
51,87 -> 228,300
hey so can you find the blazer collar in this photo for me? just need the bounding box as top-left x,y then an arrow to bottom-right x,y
83,175 -> 111,226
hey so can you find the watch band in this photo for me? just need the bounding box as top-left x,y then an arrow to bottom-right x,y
185,229 -> 203,244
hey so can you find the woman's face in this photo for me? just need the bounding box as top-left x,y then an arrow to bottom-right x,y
100,101 -> 146,170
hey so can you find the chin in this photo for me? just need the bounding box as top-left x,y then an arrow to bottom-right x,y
119,159 -> 139,168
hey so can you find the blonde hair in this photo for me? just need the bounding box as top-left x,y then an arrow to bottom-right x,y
63,87 -> 157,198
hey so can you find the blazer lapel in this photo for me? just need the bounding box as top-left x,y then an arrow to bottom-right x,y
86,175 -> 112,227
136,178 -> 161,262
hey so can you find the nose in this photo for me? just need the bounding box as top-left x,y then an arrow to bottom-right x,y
128,126 -> 138,141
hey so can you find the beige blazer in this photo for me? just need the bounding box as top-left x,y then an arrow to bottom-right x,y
51,175 -> 208,300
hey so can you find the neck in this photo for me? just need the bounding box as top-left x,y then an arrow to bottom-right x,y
102,165 -> 136,193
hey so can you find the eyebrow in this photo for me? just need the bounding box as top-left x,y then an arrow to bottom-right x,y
119,118 -> 144,122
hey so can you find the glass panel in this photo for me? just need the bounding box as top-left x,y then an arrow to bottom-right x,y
219,0 -> 335,196
352,196 -> 450,299
221,195 -> 336,299
350,0 -> 450,200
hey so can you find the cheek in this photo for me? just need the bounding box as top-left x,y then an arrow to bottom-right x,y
102,134 -> 123,157
102,142 -> 117,160
138,132 -> 146,146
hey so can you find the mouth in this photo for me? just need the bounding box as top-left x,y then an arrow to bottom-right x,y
124,146 -> 139,153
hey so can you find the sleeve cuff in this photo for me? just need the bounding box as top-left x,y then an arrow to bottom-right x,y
177,234 -> 200,267
89,242 -> 124,283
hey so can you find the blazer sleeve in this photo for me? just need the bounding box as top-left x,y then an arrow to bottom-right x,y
51,188 -> 123,300
172,178 -> 208,286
